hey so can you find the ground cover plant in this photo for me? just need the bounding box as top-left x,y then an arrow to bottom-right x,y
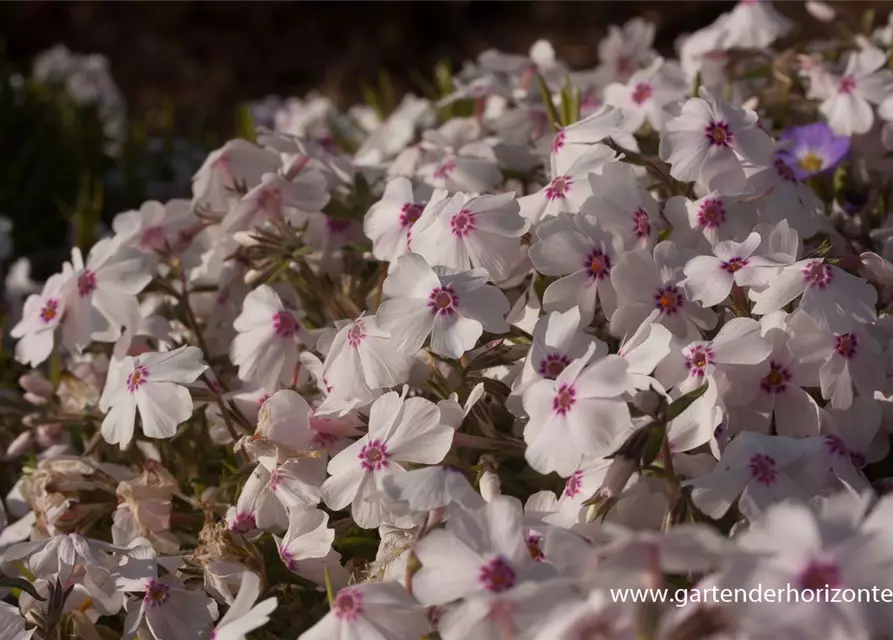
5,2 -> 893,639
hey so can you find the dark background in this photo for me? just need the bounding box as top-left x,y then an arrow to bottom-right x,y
1,1 -> 751,131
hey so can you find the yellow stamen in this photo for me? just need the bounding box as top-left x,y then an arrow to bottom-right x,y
798,152 -> 824,173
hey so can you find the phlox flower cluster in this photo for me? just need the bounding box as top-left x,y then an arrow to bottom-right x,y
7,3 -> 893,639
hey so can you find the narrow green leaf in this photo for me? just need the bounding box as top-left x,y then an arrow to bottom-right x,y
642,424 -> 666,468
361,81 -> 383,120
535,73 -> 561,132
235,105 -> 257,143
0,576 -> 45,601
324,566 -> 335,607
692,70 -> 702,98
667,381 -> 709,422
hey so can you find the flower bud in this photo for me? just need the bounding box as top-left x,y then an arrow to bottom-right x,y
19,372 -> 53,400
479,470 -> 501,502
805,0 -> 835,22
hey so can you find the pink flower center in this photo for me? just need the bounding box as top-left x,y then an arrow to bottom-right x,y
564,470 -> 583,497
721,256 -> 749,273
332,588 -> 363,622
773,158 -> 798,183
428,285 -> 459,316
144,579 -> 170,606
450,208 -> 476,237
838,75 -> 857,95
632,208 -> 652,239
434,159 -> 456,180
704,121 -> 734,147
552,383 -> 577,415
39,298 -> 60,324
654,284 -> 684,315
584,248 -> 612,280
311,432 -> 339,450
526,533 -> 545,562
802,261 -> 832,289
617,55 -> 634,77
326,217 -> 351,234
551,129 -> 566,153
358,438 -> 390,472
760,362 -> 791,394
685,345 -> 714,377
631,82 -> 653,105
748,453 -> 778,486
799,561 -> 841,590
399,202 -> 423,229
280,546 -> 298,572
539,353 -> 571,380
545,175 -> 572,200
824,434 -> 849,458
697,199 -> 726,229
834,333 -> 858,358
272,310 -> 298,337
139,226 -> 166,250
270,468 -> 282,490
347,320 -> 366,348
77,270 -> 97,298
126,365 -> 149,393
229,511 -> 256,534
479,556 -> 516,593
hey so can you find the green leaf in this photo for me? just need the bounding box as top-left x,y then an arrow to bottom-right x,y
692,71 -> 702,98
235,105 -> 257,143
536,73 -> 561,132
0,576 -> 45,601
324,566 -> 335,607
361,80 -> 383,120
667,381 -> 709,422
642,423 -> 666,468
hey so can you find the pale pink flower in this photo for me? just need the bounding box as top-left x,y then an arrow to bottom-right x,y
787,311 -> 885,410
749,259 -> 878,334
820,46 -> 893,135
603,57 -> 688,133
663,192 -> 758,249
298,582 -> 431,640
596,17 -> 657,84
686,431 -> 810,520
275,506 -> 347,588
722,0 -> 793,49
376,254 -> 510,358
10,269 -> 73,367
725,324 -> 822,438
319,314 -> 414,410
363,177 -> 428,262
410,191 -> 528,283
321,389 -> 454,529
99,345 -> 208,449
211,571 -> 277,640
681,231 -> 780,307
230,285 -> 312,391
522,343 -> 633,477
659,88 -> 775,194
112,199 -> 197,255
529,212 -> 622,323
582,161 -> 660,251
61,238 -> 153,352
221,170 -> 329,235
413,496 -> 542,605
192,139 -> 281,213
611,241 -> 717,341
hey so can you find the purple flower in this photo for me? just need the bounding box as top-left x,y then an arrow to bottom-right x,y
776,122 -> 850,180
